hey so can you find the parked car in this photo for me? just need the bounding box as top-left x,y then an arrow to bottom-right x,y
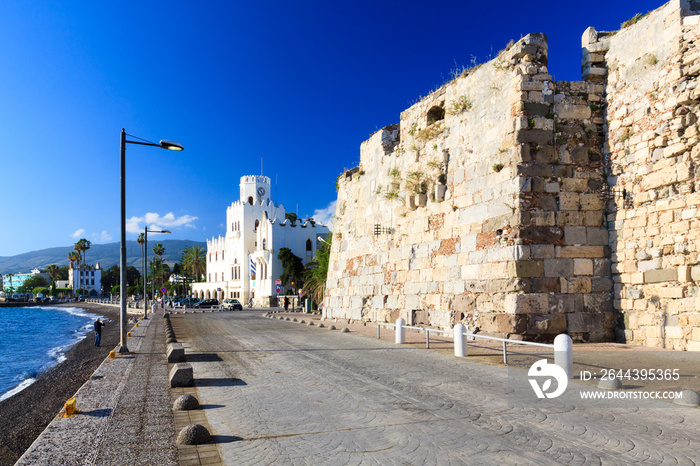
193,299 -> 219,308
179,297 -> 199,307
222,298 -> 243,311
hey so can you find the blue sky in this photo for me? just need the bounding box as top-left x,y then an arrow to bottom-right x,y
0,0 -> 664,257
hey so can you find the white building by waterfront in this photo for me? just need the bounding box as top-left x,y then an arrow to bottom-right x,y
69,262 -> 102,296
191,175 -> 330,306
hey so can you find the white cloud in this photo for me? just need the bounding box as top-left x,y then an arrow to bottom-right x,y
99,231 -> 112,242
71,229 -> 86,239
312,200 -> 336,231
126,212 -> 199,234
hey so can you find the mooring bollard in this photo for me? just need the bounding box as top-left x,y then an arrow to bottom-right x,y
454,323 -> 467,357
554,334 -> 573,379
395,318 -> 405,344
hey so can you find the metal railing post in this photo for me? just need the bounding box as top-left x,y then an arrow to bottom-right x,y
426,329 -> 430,349
395,318 -> 405,344
377,324 -> 381,339
554,334 -> 573,379
503,341 -> 507,364
454,324 -> 466,357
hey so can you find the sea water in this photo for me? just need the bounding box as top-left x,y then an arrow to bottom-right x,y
0,306 -> 99,401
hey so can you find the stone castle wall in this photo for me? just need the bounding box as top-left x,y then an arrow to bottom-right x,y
588,0 -> 700,350
325,0 -> 700,349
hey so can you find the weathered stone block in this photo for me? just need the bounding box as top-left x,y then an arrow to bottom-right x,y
567,312 -> 604,334
529,313 -> 567,334
169,363 -> 194,388
565,226 -> 587,245
644,268 -> 678,283
480,313 -> 528,334
515,226 -> 563,244
507,260 -> 544,278
167,343 -> 186,363
516,129 -> 554,145
544,258 -> 573,277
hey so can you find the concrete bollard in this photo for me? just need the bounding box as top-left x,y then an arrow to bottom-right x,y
152,303 -> 157,315
395,318 -> 405,344
554,334 -> 573,379
167,343 -> 186,363
454,323 -> 467,357
169,363 -> 194,387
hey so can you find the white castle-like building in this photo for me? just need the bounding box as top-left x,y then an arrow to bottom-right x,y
69,262 -> 102,296
191,175 -> 330,305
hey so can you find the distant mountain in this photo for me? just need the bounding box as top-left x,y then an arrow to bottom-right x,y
0,240 -> 207,275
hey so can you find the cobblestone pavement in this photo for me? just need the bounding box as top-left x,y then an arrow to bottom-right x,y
171,311 -> 700,465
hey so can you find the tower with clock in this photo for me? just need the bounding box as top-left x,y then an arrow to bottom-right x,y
240,175 -> 270,205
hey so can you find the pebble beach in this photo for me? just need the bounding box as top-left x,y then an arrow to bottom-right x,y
0,304 -> 121,466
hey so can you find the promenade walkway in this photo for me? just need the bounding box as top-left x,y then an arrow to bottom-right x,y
16,308 -> 700,465
16,310 -> 178,465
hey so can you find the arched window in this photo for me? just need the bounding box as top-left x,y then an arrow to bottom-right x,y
254,219 -> 259,231
248,196 -> 254,205
306,238 -> 312,251
427,106 -> 445,125
222,251 -> 225,260
262,238 -> 267,250
215,252 -> 218,261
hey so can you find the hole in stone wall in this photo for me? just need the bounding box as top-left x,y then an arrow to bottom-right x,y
427,106 -> 445,125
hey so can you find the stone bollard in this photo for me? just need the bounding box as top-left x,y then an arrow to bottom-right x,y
169,363 -> 194,387
167,343 -> 186,363
454,323 -> 467,357
177,424 -> 211,445
554,334 -> 573,379
395,318 -> 405,344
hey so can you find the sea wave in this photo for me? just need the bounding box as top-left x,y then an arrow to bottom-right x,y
0,377 -> 37,402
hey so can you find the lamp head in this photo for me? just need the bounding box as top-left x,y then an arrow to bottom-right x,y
159,140 -> 184,151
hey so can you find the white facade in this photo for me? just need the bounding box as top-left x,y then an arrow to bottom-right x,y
69,262 -> 102,296
191,175 -> 330,305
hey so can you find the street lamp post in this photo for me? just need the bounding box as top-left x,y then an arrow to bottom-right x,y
119,129 -> 182,353
143,228 -> 171,320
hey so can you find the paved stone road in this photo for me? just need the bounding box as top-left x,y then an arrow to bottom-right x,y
172,311 -> 700,465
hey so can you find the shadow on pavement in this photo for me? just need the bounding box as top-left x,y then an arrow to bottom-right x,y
195,378 -> 247,387
199,404 -> 226,410
210,435 -> 244,443
78,409 -> 112,417
186,353 -> 224,362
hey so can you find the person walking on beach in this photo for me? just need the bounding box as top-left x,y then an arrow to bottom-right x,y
94,318 -> 105,347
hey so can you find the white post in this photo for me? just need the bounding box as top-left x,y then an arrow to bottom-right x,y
454,323 -> 467,357
554,334 -> 573,379
395,318 -> 405,344
151,302 -> 157,315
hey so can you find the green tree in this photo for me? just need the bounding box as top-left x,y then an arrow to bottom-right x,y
126,266 -> 141,287
284,212 -> 298,224
45,264 -> 60,285
101,265 -> 120,290
4,273 -> 14,294
182,245 -> 206,282
303,234 -> 332,302
58,265 -> 69,280
67,251 -> 80,268
277,247 -> 304,291
152,243 -> 165,288
18,275 -> 49,292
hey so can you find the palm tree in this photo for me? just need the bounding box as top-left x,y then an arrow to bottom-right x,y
152,243 -> 165,288
45,264 -> 60,287
137,233 -> 145,293
303,234 -> 332,303
182,245 -> 206,282
4,273 -> 14,294
74,238 -> 91,266
67,251 -> 80,268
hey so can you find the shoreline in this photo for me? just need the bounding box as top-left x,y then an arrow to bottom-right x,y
0,303 -> 122,466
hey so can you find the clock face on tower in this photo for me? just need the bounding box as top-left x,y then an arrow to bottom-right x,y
257,186 -> 265,202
